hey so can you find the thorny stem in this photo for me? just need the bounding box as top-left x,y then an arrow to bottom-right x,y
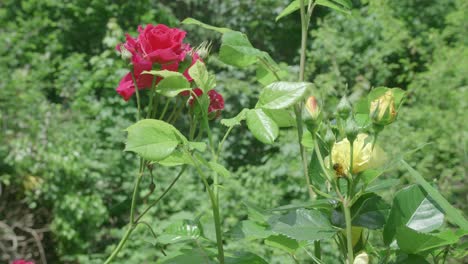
131,72 -> 141,121
297,0 -> 317,201
104,158 -> 145,264
189,153 -> 225,264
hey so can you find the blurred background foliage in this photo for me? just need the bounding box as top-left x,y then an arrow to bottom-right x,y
0,0 -> 466,263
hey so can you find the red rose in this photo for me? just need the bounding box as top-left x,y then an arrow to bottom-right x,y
116,24 -> 204,101
207,90 -> 224,114
116,55 -> 153,101
118,24 -> 186,65
12,260 -> 34,264
188,88 -> 224,118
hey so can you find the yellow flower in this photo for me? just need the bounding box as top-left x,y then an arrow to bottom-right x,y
325,133 -> 386,176
370,90 -> 397,125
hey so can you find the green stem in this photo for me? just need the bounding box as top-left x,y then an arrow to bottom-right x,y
314,136 -> 333,182
216,126 -> 233,161
104,226 -> 134,264
135,166 -> 187,223
131,72 -> 141,121
159,99 -> 171,120
189,154 -> 225,264
296,0 -> 316,200
314,240 -> 321,260
343,199 -> 354,264
349,143 -> 354,175
146,76 -> 157,119
105,160 -> 144,263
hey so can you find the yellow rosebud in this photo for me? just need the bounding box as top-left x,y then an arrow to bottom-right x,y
370,90 -> 397,125
325,133 -> 386,176
23,175 -> 43,191
353,252 -> 369,264
305,96 -> 320,120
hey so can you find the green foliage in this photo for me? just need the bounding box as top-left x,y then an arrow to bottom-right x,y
384,185 -> 444,245
1,0 -> 467,263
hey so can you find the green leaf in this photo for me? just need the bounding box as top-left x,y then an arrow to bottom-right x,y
246,109 -> 279,144
401,160 -> 468,230
225,252 -> 269,264
157,76 -> 191,97
158,150 -> 193,167
256,55 -> 288,86
208,161 -> 231,178
125,119 -> 186,161
198,214 -> 217,242
221,108 -> 249,127
360,169 -> 384,185
265,234 -> 304,254
257,81 -> 310,109
158,248 -> 216,264
181,17 -> 232,33
332,193 -> 390,229
351,193 -> 390,229
268,209 -> 337,241
316,0 -> 351,14
276,0 -> 303,22
219,31 -> 264,68
366,178 -> 399,193
269,200 -> 332,212
142,70 -> 185,78
188,141 -> 207,152
394,253 -> 430,264
301,130 -> 314,149
275,0 -> 352,21
158,219 -> 202,244
263,109 -> 295,128
244,202 -> 271,224
230,220 -> 273,240
188,60 -> 216,93
396,226 -> 460,254
383,184 -> 445,245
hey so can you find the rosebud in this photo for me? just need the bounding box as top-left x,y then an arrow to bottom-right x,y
305,96 -> 320,120
117,44 -> 132,61
353,252 -> 369,264
194,41 -> 212,60
337,96 -> 352,120
345,118 -> 359,143
369,90 -> 397,126
324,127 -> 336,147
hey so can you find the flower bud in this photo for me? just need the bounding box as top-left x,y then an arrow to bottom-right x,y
194,41 -> 212,60
337,96 -> 352,120
345,118 -> 359,143
353,252 -> 369,264
324,127 -> 336,147
370,90 -> 397,126
305,96 -> 320,120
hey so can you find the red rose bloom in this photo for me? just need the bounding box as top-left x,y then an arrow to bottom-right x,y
116,55 -> 153,101
12,260 -> 34,264
118,24 -> 187,65
116,24 -> 203,101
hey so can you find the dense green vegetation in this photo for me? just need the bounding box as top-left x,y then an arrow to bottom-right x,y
0,0 -> 466,263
